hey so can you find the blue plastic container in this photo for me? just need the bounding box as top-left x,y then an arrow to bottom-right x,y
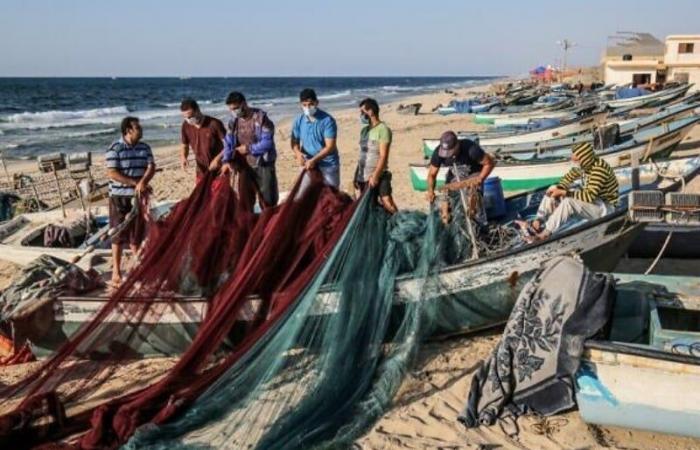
483,177 -> 506,219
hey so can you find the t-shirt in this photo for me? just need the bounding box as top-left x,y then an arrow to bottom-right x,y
291,109 -> 340,167
181,116 -> 226,174
357,122 -> 392,181
429,139 -> 486,183
105,138 -> 154,196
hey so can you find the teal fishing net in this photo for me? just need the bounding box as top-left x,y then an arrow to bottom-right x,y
124,191 -> 518,449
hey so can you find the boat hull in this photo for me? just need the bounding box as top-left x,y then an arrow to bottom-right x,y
577,346 -> 700,438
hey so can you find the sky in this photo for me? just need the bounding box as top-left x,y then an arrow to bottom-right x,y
0,0 -> 697,77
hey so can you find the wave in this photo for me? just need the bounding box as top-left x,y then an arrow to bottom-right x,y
4,105 -> 130,124
318,90 -> 352,100
65,128 -> 117,139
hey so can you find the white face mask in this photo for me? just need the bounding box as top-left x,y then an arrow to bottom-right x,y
231,107 -> 245,118
303,105 -> 317,117
186,114 -> 202,125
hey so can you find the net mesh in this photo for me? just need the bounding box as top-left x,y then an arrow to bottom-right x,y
0,165 -> 518,449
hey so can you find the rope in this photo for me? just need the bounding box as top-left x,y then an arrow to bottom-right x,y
643,162 -> 687,274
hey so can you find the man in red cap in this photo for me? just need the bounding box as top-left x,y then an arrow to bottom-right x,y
426,131 -> 495,204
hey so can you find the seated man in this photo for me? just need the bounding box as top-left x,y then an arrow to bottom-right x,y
521,142 -> 619,241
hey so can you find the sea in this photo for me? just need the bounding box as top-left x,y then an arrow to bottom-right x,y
0,77 -> 495,160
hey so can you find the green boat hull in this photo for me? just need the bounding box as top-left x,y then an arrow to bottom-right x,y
409,168 -> 559,193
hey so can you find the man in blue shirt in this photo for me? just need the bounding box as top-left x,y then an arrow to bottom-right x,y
291,88 -> 341,189
105,117 -> 156,287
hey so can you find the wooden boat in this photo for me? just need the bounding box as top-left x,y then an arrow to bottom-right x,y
0,208 -> 111,270
626,223 -> 700,259
10,156 -> 700,358
423,102 -> 696,159
411,115 -> 699,193
473,99 -> 578,125
602,83 -> 692,109
576,273 -> 700,438
422,112 -> 607,158
396,103 -> 422,116
0,202 -> 175,269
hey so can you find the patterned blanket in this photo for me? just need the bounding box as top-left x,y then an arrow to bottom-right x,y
459,256 -> 614,429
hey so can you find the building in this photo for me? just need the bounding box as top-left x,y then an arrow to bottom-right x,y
601,32 -> 699,91
665,35 -> 700,87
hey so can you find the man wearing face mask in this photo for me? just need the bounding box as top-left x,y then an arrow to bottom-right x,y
105,117 -> 156,286
353,98 -> 397,214
220,91 -> 278,208
518,142 -> 619,241
179,98 -> 227,182
291,88 -> 341,188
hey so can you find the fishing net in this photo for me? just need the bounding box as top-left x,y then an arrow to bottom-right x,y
0,163 -> 524,448
0,164 -> 356,448
122,191 -> 521,449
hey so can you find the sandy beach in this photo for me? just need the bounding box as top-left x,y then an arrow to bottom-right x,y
2,79 -> 700,449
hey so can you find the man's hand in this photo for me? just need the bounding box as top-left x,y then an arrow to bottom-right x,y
549,186 -> 567,198
209,159 -> 221,172
236,144 -> 249,155
180,156 -> 189,171
220,162 -> 233,175
368,173 -> 380,188
135,180 -> 147,195
295,152 -> 306,167
304,158 -> 317,171
426,190 -> 436,204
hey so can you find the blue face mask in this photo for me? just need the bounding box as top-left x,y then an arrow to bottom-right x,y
303,105 -> 317,117
360,113 -> 370,125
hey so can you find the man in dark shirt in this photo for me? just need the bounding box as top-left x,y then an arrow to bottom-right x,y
426,131 -> 495,204
180,98 -> 227,182
220,91 -> 279,209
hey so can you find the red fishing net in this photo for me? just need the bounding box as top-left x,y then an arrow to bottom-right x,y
0,165 -> 356,449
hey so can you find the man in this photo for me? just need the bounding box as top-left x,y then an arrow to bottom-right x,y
291,88 -> 341,188
426,131 -> 495,204
180,98 -> 227,182
105,117 -> 156,286
521,142 -> 619,241
353,98 -> 397,214
220,91 -> 279,208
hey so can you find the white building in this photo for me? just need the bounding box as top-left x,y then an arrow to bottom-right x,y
665,35 -> 700,87
602,33 -> 700,91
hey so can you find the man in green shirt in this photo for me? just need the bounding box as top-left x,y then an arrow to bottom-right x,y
353,98 -> 397,214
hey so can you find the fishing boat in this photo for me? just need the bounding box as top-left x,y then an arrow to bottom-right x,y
421,101 -> 699,159
422,112 -> 607,158
627,223 -> 700,259
602,83 -> 692,109
0,208 -> 110,270
411,115 -> 700,192
0,202 -> 175,269
473,98 -> 581,125
9,156 -> 700,358
396,103 -> 422,116
576,273 -> 700,438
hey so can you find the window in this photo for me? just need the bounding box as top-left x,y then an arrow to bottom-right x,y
632,73 -> 651,85
678,43 -> 695,54
622,54 -> 633,61
674,72 -> 690,83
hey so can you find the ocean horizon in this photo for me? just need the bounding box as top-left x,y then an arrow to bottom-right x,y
0,76 -> 498,159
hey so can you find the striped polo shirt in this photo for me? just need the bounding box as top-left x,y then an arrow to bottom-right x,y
105,138 -> 154,196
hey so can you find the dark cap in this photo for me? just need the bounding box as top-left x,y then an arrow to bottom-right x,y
438,131 -> 459,158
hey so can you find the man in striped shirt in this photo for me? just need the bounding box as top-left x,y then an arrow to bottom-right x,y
522,142 -> 619,241
105,117 -> 156,286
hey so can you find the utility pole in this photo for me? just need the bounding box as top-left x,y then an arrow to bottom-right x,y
556,39 -> 577,81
